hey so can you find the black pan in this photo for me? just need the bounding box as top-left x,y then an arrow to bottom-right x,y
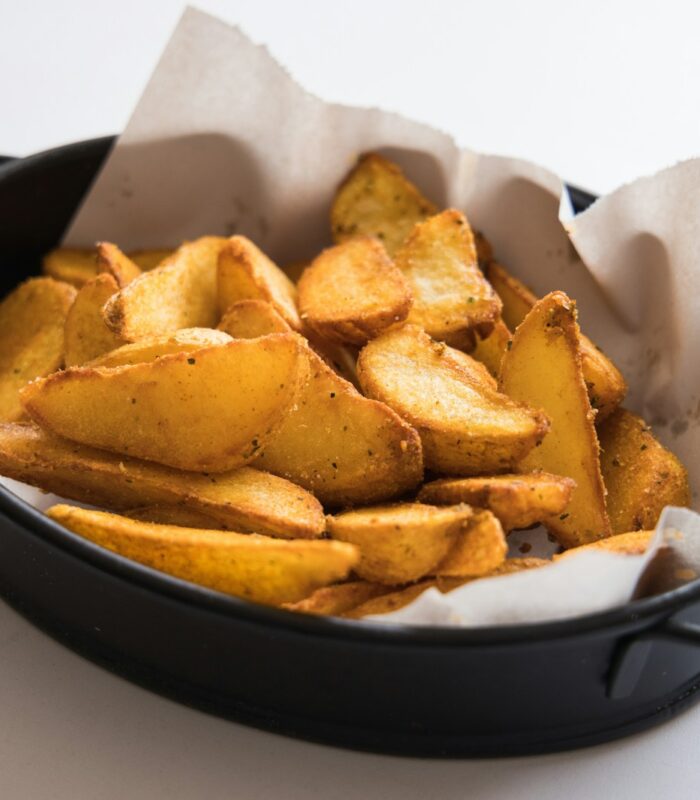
1,137 -> 700,758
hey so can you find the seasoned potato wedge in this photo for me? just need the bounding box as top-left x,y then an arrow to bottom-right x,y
0,277 -> 76,421
343,579 -> 438,618
217,236 -> 301,329
0,423 -> 325,538
397,210 -> 502,347
500,292 -> 611,546
357,324 -> 549,475
331,153 -> 437,256
47,505 -> 357,605
255,340 -> 422,506
328,502 -> 472,584
128,248 -> 173,271
433,509 -> 507,577
470,319 -> 512,378
87,328 -> 232,368
63,273 -> 125,367
218,299 -> 292,338
419,472 -> 575,532
21,334 -> 308,472
434,557 -> 549,593
298,238 -> 412,346
282,581 -> 391,616
42,248 -> 98,287
554,530 -> 655,559
102,236 -> 225,340
599,408 -> 690,532
125,505 -> 231,530
486,262 -> 626,420
96,242 -> 142,287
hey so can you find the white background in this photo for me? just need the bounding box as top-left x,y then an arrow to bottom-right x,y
1,1 -> 700,797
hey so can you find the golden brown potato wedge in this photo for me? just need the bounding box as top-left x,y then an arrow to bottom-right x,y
125,505 -> 231,530
297,237 -> 412,346
63,273 -> 126,367
42,248 -> 99,287
486,262 -> 626,420
470,319 -> 512,378
217,299 -> 292,338
96,242 -> 142,288
343,580 -> 438,618
357,324 -> 549,475
282,581 -> 391,616
499,292 -> 611,547
87,328 -> 232,368
599,408 -> 690,532
397,210 -> 502,348
435,557 -> 549,593
433,509 -> 507,577
254,340 -> 422,506
217,236 -> 301,329
0,277 -> 76,422
328,502 -> 472,585
331,153 -> 437,256
554,530 -> 654,559
0,423 -> 325,538
419,472 -> 576,532
47,505 -> 357,605
103,236 -> 225,341
21,334 -> 308,472
127,248 -> 173,271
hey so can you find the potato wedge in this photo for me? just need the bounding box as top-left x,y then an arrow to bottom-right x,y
357,324 -> 549,475
343,580 -> 438,618
328,503 -> 472,585
87,328 -> 232,368
63,273 -> 125,367
21,334 -> 308,472
96,242 -> 142,287
331,153 -> 437,256
128,248 -> 173,271
218,299 -> 292,338
499,292 -> 611,546
435,557 -> 549,593
0,423 -> 325,539
254,340 -> 422,506
554,530 -> 655,560
217,236 -> 301,329
419,472 -> 576,532
298,237 -> 412,345
397,210 -> 502,348
42,248 -> 98,287
470,319 -> 512,378
486,262 -> 626,420
46,505 -> 357,605
599,408 -> 690,532
433,509 -> 507,577
0,277 -> 76,422
103,236 -> 225,340
125,505 -> 231,530
282,581 -> 391,616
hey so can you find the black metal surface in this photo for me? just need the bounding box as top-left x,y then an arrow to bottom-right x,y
1,137 -> 699,758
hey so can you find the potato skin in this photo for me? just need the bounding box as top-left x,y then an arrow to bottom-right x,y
555,530 -> 655,559
96,242 -> 142,288
598,408 -> 690,533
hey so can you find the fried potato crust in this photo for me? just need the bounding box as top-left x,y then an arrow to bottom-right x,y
433,509 -> 507,577
217,299 -> 292,338
87,328 -> 232,368
282,581 -> 391,616
96,242 -> 142,287
42,248 -> 99,287
63,273 -> 125,367
554,530 -> 655,559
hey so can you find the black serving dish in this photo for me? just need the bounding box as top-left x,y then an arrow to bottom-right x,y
1,137 -> 700,758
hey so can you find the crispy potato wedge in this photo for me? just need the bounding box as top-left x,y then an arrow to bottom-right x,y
343,580 -> 438,618
282,581 -> 391,616
0,423 -> 325,538
0,277 -> 76,421
486,262 -> 626,420
328,502 -> 472,584
298,237 -> 413,345
433,509 -> 507,577
599,408 -> 690,532
331,153 -> 437,256
554,530 -> 655,560
125,505 -> 231,530
21,334 -> 308,472
218,299 -> 292,338
47,505 -> 357,605
419,472 -> 575,532
96,242 -> 142,287
128,248 -> 173,271
357,324 -> 549,475
63,273 -> 125,367
500,292 -> 611,547
254,340 -> 422,506
87,328 -> 232,368
470,319 -> 512,378
435,556 -> 549,592
397,210 -> 502,348
217,236 -> 301,329
103,236 -> 225,341
42,248 -> 98,287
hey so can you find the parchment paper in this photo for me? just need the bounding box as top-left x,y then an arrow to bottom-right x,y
21,6 -> 696,626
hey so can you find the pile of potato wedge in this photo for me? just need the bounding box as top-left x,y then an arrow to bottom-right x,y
0,153 -> 691,618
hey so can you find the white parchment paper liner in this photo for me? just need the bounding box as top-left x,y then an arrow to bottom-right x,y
7,7 -> 696,627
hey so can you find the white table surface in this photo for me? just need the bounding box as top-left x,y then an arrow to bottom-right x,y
2,1 -> 700,796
